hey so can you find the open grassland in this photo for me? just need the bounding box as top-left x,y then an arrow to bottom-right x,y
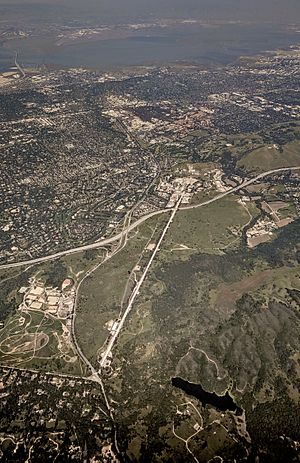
211,265 -> 300,315
32,249 -> 106,288
248,266 -> 300,307
63,249 -> 106,281
237,140 -> 300,173
108,214 -> 300,462
163,196 -> 257,256
189,188 -> 219,206
75,215 -> 165,363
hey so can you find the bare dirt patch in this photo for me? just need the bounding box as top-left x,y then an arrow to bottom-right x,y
0,332 -> 49,354
213,270 -> 273,312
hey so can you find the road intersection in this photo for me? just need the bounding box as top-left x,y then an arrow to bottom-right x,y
1,166 -> 299,271
99,193 -> 184,369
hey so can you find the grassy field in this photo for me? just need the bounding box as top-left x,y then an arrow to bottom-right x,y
237,140 -> 300,173
31,249 -> 106,288
211,265 -> 300,314
249,266 -> 300,306
163,196 -> 256,255
75,215 -> 165,363
83,181 -> 299,462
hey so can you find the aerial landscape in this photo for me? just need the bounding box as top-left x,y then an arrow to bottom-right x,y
0,0 -> 300,461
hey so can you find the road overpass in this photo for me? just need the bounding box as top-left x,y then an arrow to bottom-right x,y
0,166 -> 299,271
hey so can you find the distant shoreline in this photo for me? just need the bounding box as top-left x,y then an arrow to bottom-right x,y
0,21 -> 299,73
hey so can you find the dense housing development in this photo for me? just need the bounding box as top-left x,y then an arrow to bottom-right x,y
0,40 -> 300,462
1,48 -> 300,265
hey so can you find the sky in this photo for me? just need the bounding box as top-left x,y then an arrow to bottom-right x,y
1,0 -> 300,25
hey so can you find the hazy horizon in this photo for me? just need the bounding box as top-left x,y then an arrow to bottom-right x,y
1,0 -> 299,72
1,0 -> 300,25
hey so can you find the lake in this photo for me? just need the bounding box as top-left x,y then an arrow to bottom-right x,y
172,376 -> 242,414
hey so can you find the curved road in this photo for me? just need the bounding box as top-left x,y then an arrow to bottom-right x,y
0,166 -> 299,271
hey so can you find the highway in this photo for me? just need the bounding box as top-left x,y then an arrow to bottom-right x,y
180,166 -> 300,211
0,209 -> 164,270
14,52 -> 26,78
99,193 -> 184,369
0,165 -> 299,271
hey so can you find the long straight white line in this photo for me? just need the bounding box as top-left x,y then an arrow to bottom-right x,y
0,166 -> 299,270
99,194 -> 183,368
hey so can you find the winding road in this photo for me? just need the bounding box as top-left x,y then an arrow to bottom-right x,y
0,166 -> 299,271
0,164 -> 298,458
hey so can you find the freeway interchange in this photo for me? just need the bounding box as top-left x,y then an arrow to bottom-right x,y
0,166 -> 299,272
0,166 -> 299,379
0,164 -> 299,453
